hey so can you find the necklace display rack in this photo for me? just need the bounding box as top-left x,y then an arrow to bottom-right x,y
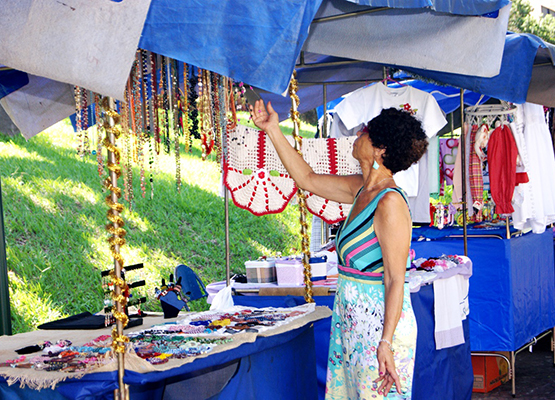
101,263 -> 146,325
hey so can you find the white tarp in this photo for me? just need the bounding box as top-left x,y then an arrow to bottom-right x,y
0,0 -> 151,101
303,2 -> 511,78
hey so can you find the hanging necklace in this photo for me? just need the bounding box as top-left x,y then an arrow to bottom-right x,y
365,177 -> 394,192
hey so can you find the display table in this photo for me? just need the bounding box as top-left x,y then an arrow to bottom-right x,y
411,226 -> 555,397
411,227 -> 555,351
234,284 -> 474,400
0,306 -> 330,400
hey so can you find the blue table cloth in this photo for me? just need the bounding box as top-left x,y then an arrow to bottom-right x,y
0,322 -> 318,400
412,229 -> 555,351
234,285 -> 474,400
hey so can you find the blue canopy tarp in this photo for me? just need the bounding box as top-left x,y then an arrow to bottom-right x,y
140,0 -> 511,96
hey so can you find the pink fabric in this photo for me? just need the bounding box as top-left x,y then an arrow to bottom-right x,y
439,138 -> 459,189
344,237 -> 378,267
469,125 -> 484,222
488,124 -> 519,214
338,264 -> 383,277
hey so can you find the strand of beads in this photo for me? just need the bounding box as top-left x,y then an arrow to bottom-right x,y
94,93 -> 105,178
188,68 -> 200,140
74,86 -> 83,156
81,89 -> 90,155
182,63 -> 191,153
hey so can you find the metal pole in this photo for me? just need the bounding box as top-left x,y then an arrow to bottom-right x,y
322,83 -> 328,139
321,83 -> 329,246
0,177 -> 12,336
225,188 -> 231,286
460,89 -> 468,256
311,7 -> 389,23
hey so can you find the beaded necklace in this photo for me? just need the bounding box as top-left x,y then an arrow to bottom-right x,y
81,89 -> 90,155
182,63 -> 191,153
94,93 -> 105,178
172,59 -> 182,192
161,56 -> 171,154
200,69 -> 215,160
212,72 -> 222,167
188,68 -> 200,140
138,49 -> 150,198
74,86 -> 83,156
149,52 -> 158,199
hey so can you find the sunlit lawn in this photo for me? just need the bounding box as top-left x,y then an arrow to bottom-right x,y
0,115 -> 315,333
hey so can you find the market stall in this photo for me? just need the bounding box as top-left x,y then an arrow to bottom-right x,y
0,2 -> 552,400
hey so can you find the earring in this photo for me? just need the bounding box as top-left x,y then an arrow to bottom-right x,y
373,160 -> 380,170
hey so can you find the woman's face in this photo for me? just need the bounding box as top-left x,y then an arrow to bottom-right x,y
352,129 -> 375,163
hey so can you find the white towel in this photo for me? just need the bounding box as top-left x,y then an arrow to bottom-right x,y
433,275 -> 469,350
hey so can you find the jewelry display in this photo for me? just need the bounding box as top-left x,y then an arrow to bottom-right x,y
99,97 -> 129,354
94,93 -> 105,178
74,86 -> 83,156
288,71 -> 314,304
69,50 -> 239,203
188,67 -> 200,140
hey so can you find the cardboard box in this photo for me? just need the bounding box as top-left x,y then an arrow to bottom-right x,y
245,259 -> 276,283
275,258 -> 304,286
472,355 -> 509,393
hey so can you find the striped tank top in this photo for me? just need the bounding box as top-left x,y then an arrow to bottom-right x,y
336,187 -> 410,282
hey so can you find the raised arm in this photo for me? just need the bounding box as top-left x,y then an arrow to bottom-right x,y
373,191 -> 412,396
250,99 -> 362,204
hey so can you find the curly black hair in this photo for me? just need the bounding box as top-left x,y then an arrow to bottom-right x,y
366,107 -> 428,174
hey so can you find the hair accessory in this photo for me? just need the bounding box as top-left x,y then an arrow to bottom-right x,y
373,160 -> 380,170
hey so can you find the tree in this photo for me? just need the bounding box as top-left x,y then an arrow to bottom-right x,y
509,0 -> 555,44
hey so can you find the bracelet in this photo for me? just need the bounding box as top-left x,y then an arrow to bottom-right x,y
378,339 -> 394,353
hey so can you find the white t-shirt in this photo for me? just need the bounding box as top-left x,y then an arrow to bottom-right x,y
329,82 -> 447,222
332,82 -> 447,138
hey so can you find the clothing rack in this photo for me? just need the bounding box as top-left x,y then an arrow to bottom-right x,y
463,103 -> 517,239
465,103 -> 516,127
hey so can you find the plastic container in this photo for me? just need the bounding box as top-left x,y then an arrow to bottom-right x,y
309,256 -> 327,281
275,257 -> 304,286
245,259 -> 276,283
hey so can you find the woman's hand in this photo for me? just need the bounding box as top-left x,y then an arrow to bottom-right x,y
249,100 -> 279,133
373,342 -> 402,396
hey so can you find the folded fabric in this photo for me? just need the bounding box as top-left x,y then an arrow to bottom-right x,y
433,275 -> 469,350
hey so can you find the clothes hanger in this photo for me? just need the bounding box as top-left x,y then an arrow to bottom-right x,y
381,67 -> 407,87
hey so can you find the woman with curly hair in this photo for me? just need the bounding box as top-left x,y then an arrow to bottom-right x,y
250,101 -> 428,399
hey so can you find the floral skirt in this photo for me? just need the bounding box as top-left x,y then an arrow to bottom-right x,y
325,275 -> 417,399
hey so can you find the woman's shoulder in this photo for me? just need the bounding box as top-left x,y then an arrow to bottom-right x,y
375,187 -> 409,211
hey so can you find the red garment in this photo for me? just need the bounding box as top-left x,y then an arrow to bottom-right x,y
488,124 -> 519,214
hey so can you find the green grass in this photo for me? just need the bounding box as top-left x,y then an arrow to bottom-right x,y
0,116 -> 316,334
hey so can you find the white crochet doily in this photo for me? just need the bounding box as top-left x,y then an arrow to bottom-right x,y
224,125 -> 361,223
301,136 -> 360,224
224,125 -> 296,216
